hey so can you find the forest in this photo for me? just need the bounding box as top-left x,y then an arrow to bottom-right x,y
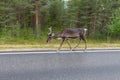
0,0 -> 120,45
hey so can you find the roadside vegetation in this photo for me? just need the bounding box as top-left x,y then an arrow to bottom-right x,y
0,0 -> 120,50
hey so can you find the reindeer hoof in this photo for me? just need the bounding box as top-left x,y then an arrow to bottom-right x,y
83,49 -> 87,53
56,50 -> 60,53
71,49 -> 75,51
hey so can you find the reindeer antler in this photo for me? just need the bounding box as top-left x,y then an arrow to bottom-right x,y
48,26 -> 52,35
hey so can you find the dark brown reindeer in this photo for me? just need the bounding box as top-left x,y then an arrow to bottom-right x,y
46,27 -> 87,51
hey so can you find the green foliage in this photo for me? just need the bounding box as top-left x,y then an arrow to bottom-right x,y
67,0 -> 115,39
0,0 -> 120,43
107,8 -> 120,38
47,0 -> 64,28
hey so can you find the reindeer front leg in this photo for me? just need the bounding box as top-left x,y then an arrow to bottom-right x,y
58,38 -> 65,51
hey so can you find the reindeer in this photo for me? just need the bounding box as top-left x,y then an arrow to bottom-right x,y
46,27 -> 87,51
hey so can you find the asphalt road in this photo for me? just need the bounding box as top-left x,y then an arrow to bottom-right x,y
0,49 -> 120,80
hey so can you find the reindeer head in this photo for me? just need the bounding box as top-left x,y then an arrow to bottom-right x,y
46,27 -> 55,43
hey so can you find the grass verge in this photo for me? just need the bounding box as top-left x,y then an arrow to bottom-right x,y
0,40 -> 120,50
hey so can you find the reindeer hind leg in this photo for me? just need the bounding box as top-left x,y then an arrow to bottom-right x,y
81,36 -> 87,50
72,37 -> 81,51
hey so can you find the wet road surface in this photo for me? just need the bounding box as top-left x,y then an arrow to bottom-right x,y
0,49 -> 120,80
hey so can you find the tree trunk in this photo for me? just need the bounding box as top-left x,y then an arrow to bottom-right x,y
35,0 -> 39,37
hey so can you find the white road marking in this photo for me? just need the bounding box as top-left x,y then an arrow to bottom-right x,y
0,49 -> 120,55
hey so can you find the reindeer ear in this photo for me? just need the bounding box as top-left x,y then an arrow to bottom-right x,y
48,32 -> 50,35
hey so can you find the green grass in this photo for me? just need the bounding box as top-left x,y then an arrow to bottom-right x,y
0,38 -> 120,50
